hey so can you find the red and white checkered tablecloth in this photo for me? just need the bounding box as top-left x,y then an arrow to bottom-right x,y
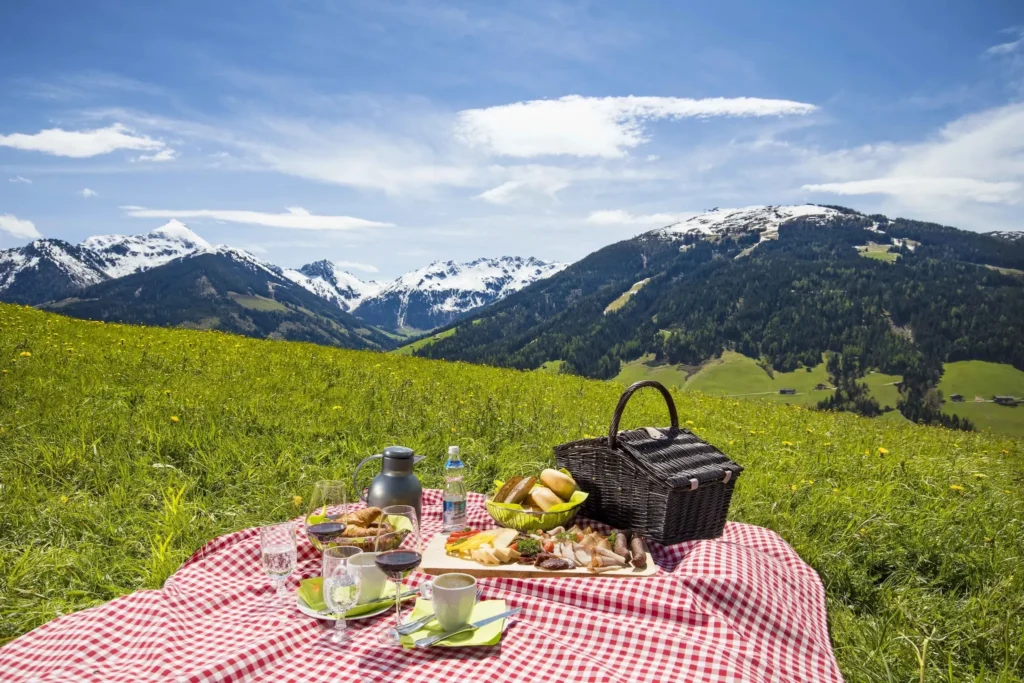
0,490 -> 843,682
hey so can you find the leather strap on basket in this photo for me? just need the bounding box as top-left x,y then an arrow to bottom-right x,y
608,380 -> 680,449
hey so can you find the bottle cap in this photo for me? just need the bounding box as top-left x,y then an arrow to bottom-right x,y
448,446 -> 460,457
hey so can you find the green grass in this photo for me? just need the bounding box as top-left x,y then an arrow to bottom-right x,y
227,292 -> 288,312
2,303 -> 1024,681
604,278 -> 650,314
534,360 -> 567,374
939,361 -> 1024,437
391,327 -> 456,355
857,244 -> 898,263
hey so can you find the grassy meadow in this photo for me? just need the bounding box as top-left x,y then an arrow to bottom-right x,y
1,303 -> 1023,681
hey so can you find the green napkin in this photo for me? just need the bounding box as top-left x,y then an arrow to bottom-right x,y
298,577 -> 407,617
399,598 -> 508,648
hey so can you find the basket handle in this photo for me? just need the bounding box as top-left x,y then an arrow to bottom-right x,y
608,380 -> 680,448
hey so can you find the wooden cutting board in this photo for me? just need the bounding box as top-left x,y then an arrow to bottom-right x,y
420,533 -> 658,579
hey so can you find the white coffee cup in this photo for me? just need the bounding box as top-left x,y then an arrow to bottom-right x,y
348,552 -> 387,604
420,573 -> 477,631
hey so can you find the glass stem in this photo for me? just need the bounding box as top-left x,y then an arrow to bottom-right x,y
335,616 -> 347,636
394,579 -> 404,628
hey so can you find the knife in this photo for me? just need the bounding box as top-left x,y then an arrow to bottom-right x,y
413,607 -> 522,648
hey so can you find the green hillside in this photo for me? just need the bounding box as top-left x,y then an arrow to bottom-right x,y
1,304 -> 1023,681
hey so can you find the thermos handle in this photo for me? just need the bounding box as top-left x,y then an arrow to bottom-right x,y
353,453 -> 383,502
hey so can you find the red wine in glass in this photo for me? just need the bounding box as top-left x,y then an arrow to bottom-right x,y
306,522 -> 347,547
374,550 -> 422,581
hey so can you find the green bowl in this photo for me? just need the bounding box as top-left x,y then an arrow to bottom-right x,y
484,496 -> 581,532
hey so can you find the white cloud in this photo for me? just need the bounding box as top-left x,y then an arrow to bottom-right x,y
335,260 -> 379,273
986,29 -> 1023,56
8,176 -> 32,184
0,214 -> 42,239
121,205 -> 393,231
455,95 -> 818,158
0,123 -> 166,158
802,103 -> 1024,208
586,209 -> 696,226
802,178 -> 1020,204
79,188 -> 98,198
133,148 -> 178,162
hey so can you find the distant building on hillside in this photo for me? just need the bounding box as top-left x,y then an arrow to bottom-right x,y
950,393 -> 964,402
993,396 -> 1018,406
814,383 -> 829,391
779,388 -> 796,395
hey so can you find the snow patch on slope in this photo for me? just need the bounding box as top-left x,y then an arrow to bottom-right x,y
654,205 -> 841,240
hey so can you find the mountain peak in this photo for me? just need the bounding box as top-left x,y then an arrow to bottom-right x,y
150,220 -> 211,249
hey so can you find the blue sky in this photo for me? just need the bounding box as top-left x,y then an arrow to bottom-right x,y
1,0 -> 1022,278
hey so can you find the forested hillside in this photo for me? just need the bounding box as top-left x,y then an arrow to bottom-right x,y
417,208 -> 1024,426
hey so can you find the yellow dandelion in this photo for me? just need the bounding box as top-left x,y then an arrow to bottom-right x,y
1005,490 -> 1013,494
949,484 -> 964,493
790,484 -> 798,492
331,405 -> 343,411
60,495 -> 68,504
984,537 -> 992,543
450,427 -> 457,433
292,495 -> 303,508
832,488 -> 840,494
864,449 -> 870,456
782,440 -> 793,446
858,527 -> 867,536
170,416 -> 180,424
19,351 -> 31,358
878,447 -> 889,455
686,420 -> 694,426
728,440 -> 735,446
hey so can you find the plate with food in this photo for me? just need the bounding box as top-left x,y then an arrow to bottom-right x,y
421,524 -> 657,578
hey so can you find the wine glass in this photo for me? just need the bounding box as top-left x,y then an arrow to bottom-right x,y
260,521 -> 297,600
305,480 -> 348,550
322,545 -> 363,645
374,505 -> 421,645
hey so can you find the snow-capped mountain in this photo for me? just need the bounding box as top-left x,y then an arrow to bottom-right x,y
0,239 -> 107,304
84,219 -> 211,278
652,205 -> 841,242
280,260 -> 383,312
352,256 -> 567,330
1,222 -> 565,333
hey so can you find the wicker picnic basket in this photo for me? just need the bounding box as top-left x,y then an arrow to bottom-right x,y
555,380 -> 742,545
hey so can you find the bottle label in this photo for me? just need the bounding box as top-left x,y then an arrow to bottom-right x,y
443,499 -> 467,526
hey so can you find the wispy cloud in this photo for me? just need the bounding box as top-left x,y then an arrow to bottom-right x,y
121,205 -> 394,231
0,123 -> 168,158
7,176 -> 32,184
132,149 -> 178,163
335,260 -> 379,274
586,209 -> 696,226
802,102 -> 1024,207
0,213 -> 41,239
455,95 -> 818,158
79,188 -> 98,198
985,29 -> 1023,56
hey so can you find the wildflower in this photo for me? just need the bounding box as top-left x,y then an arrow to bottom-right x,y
878,447 -> 889,456
1003,450 -> 1010,456
60,495 -> 68,504
790,484 -> 798,492
949,484 -> 964,493
331,405 -> 343,411
806,428 -> 814,434
972,473 -> 987,479
1006,490 -> 1013,495
292,495 -> 303,508
824,442 -> 832,447
19,351 -> 31,358
450,427 -> 457,433
832,488 -> 840,494
728,440 -> 735,446
170,416 -> 180,424
984,537 -> 992,543
782,440 -> 793,447
686,420 -> 694,426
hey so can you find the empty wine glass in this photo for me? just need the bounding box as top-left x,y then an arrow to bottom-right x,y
305,481 -> 348,551
260,521 -> 297,600
374,505 -> 421,645
322,545 -> 363,644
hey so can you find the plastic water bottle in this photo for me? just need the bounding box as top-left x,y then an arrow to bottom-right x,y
442,446 -> 467,531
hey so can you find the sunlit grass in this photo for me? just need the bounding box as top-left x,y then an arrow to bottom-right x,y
1,303 -> 1022,681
